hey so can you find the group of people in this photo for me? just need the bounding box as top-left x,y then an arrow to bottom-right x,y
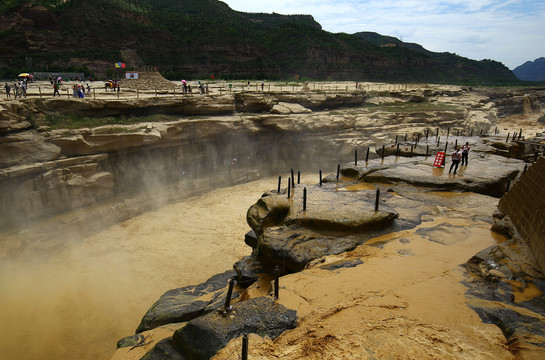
72,84 -> 91,98
449,142 -> 471,174
4,79 -> 29,99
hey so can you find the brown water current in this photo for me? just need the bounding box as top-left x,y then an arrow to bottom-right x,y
0,170 -> 537,360
0,176 -> 312,360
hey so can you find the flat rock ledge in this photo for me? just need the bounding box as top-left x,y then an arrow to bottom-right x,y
353,154 -> 525,197
247,184 -> 399,272
136,270 -> 239,333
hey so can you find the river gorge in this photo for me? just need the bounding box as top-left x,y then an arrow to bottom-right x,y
1,82 -> 545,359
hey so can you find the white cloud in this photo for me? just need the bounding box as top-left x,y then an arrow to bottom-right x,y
221,0 -> 545,69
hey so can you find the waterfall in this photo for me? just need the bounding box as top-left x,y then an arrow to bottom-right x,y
523,96 -> 532,115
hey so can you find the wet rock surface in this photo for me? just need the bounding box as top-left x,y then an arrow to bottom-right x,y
360,153 -> 525,197
246,184 -> 400,272
172,296 -> 297,360
140,338 -> 186,360
462,238 -> 545,356
136,271 -> 239,333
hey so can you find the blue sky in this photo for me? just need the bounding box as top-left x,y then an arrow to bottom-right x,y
221,0 -> 545,69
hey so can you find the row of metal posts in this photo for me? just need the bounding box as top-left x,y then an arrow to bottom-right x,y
224,124 -> 541,359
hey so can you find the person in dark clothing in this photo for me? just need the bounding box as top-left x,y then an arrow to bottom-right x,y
461,142 -> 470,166
449,148 -> 462,174
53,82 -> 60,97
4,83 -> 11,99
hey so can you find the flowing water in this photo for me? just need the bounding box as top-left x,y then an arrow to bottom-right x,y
0,175 -> 307,360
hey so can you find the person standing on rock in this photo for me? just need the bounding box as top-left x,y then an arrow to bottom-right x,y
449,148 -> 462,174
4,83 -> 11,99
461,142 -> 470,166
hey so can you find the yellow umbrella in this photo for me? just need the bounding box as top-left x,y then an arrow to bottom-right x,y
18,73 -> 31,77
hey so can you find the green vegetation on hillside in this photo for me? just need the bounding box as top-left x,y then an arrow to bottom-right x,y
0,0 -> 522,85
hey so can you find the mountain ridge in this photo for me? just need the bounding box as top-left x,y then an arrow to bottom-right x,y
513,57 -> 545,82
0,0 -> 519,84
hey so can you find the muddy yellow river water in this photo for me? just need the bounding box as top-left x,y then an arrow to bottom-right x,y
0,174 -> 518,360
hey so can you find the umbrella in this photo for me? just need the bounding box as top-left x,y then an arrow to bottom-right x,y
18,73 -> 31,77
182,79 -> 187,84
57,77 -> 62,81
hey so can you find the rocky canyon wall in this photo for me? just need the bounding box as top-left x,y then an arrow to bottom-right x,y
499,157 -> 545,274
1,87 -> 542,238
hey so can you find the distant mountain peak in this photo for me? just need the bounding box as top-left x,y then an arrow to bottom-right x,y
513,58 -> 545,82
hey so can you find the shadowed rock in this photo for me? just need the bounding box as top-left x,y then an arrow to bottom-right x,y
233,255 -> 266,287
136,271 -> 238,333
172,296 -> 297,360
141,338 -> 186,360
247,185 -> 399,272
462,239 -> 545,351
319,258 -> 364,271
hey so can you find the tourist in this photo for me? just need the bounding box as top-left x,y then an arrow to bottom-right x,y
86,84 -> 91,96
449,148 -> 462,174
53,82 -> 60,97
13,83 -> 19,99
4,83 -> 11,99
20,81 -> 27,98
461,142 -> 470,165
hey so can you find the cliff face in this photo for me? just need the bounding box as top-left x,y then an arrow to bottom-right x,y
0,0 -> 518,84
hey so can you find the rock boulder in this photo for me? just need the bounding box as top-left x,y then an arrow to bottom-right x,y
172,296 -> 297,360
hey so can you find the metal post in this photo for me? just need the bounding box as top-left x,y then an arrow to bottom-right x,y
410,145 -> 413,154
303,188 -> 307,211
396,143 -> 400,156
437,136 -> 440,147
444,140 -> 448,153
375,189 -> 380,211
355,149 -> 358,165
381,145 -> 385,160
319,170 -> 322,186
404,133 -> 407,142
426,129 -> 429,140
366,147 -> 370,162
297,171 -> 300,184
336,164 -> 340,180
436,128 -> 439,140
447,127 -> 450,138
277,176 -> 281,193
395,135 -> 398,144
506,133 -> 510,142
426,145 -> 429,156
274,266 -> 280,299
223,278 -> 235,312
512,132 -> 517,142
242,334 -> 248,360
455,139 -> 458,149
287,178 -> 291,198
519,129 -> 522,140
38,86 -> 42,98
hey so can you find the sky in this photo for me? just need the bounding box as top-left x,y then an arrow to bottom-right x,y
221,0 -> 545,70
